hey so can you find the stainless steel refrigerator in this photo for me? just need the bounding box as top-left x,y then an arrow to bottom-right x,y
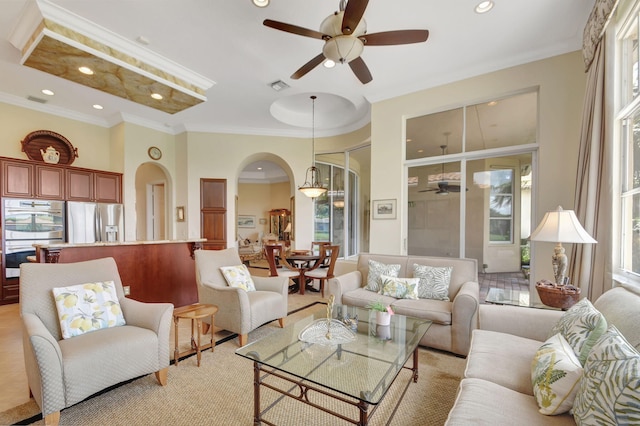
66,201 -> 124,244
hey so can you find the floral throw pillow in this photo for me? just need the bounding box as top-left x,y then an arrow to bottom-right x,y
412,264 -> 453,301
548,298 -> 607,365
531,333 -> 584,415
573,325 -> 640,425
364,260 -> 401,292
220,264 -> 256,292
379,275 -> 419,300
52,281 -> 126,339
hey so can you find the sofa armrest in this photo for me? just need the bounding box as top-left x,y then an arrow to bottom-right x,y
253,275 -> 288,295
327,270 -> 362,303
451,281 -> 480,356
22,312 -> 65,416
479,304 -> 563,341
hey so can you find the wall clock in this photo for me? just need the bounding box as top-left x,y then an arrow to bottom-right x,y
148,146 -> 162,160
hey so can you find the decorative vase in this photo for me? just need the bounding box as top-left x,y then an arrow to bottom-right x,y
376,311 -> 391,326
376,324 -> 391,340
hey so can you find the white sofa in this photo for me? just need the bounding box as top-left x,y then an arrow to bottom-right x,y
328,254 -> 479,356
445,284 -> 640,425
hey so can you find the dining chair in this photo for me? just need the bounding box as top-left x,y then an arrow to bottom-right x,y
304,244 -> 340,297
264,243 -> 300,291
310,241 -> 331,256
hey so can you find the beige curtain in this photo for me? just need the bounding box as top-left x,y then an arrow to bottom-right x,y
568,39 -> 611,301
568,0 -> 619,301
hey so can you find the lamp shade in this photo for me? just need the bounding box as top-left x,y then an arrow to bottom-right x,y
284,223 -> 292,233
529,206 -> 597,244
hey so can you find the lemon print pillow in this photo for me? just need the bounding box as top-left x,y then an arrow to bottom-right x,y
52,281 -> 126,339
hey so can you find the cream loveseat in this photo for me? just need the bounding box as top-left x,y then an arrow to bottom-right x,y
446,284 -> 640,425
328,254 -> 479,356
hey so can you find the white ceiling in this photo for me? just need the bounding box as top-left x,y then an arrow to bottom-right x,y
0,0 -> 594,139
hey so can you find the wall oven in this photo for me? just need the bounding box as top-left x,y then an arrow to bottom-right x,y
2,198 -> 65,279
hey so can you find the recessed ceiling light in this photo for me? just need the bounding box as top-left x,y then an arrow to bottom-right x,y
257,167 -> 263,171
475,1 -> 494,14
92,104 -> 103,110
78,66 -> 94,75
151,93 -> 163,100
252,0 -> 269,7
41,89 -> 54,96
417,149 -> 424,153
487,100 -> 498,106
323,59 -> 336,68
406,138 -> 412,142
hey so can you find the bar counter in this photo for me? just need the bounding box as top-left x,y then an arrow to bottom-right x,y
34,239 -> 206,307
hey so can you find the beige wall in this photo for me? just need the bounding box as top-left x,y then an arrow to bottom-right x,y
0,50 -> 586,276
370,51 -> 587,293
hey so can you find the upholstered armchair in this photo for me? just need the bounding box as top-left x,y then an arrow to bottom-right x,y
194,247 -> 288,346
20,257 -> 173,426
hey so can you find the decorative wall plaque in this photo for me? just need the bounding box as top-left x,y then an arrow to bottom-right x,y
21,130 -> 78,165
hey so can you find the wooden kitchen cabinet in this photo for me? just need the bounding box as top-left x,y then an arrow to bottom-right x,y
94,172 -> 121,203
2,160 -> 34,198
200,178 -> 227,250
35,165 -> 65,200
65,169 -> 121,203
66,168 -> 94,201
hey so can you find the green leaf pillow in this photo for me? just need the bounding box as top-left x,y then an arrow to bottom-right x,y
364,260 -> 401,292
52,281 -> 126,339
379,275 -> 419,300
531,333 -> 583,415
548,298 -> 607,365
573,325 -> 640,425
412,264 -> 452,301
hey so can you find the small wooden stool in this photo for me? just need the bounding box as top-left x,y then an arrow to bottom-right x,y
173,303 -> 218,367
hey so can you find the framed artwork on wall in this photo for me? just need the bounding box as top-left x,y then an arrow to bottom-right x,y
238,215 -> 256,228
372,199 -> 397,220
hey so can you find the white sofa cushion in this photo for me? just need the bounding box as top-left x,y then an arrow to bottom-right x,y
391,298 -> 452,325
532,333 -> 583,415
413,264 -> 453,301
465,329 -> 542,396
379,275 -> 419,299
446,378 -> 575,426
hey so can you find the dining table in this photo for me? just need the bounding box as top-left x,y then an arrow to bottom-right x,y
285,253 -> 321,295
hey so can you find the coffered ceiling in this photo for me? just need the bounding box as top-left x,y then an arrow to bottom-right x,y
0,0 -> 594,137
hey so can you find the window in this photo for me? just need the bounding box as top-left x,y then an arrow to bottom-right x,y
619,6 -> 640,277
489,168 -> 514,243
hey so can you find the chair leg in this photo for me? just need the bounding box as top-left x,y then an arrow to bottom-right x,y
239,334 -> 248,347
155,367 -> 168,386
320,278 -> 325,298
278,317 -> 285,328
44,411 -> 60,426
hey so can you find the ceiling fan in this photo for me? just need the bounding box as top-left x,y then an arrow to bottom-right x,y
419,144 -> 464,195
263,0 -> 429,84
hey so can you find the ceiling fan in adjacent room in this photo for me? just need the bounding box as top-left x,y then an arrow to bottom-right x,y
263,0 -> 429,84
419,144 -> 464,195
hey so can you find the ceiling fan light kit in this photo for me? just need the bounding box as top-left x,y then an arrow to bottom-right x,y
263,0 -> 429,84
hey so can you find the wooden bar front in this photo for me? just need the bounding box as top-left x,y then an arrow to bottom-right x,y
35,241 -> 202,307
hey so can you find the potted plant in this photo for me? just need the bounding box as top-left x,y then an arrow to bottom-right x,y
367,300 -> 394,326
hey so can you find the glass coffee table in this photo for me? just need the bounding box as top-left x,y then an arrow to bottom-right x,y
236,304 -> 432,425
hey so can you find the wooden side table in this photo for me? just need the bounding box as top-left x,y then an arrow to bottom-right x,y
173,303 -> 218,367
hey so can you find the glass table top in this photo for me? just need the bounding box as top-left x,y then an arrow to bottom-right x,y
235,304 -> 432,405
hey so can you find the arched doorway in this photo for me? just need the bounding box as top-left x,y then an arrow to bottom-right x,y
135,163 -> 169,241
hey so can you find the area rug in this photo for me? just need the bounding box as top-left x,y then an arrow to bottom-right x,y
1,303 -> 465,426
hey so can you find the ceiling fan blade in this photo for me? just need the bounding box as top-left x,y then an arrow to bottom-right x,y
263,19 -> 326,40
361,30 -> 430,46
291,53 -> 326,80
348,56 -> 372,84
342,0 -> 369,35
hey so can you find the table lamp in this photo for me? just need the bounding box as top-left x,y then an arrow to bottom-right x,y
529,205 -> 597,285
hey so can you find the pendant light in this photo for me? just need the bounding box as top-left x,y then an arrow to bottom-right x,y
299,95 -> 328,198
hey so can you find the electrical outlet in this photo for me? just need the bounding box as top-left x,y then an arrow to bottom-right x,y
123,286 -> 131,296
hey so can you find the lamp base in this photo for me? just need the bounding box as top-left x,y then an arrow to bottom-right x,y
536,280 -> 580,310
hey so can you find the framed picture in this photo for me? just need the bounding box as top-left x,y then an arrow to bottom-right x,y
238,215 -> 256,228
372,199 -> 397,220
